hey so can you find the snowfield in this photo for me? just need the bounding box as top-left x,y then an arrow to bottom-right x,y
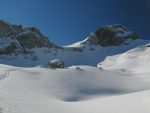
0,41 -> 150,113
98,43 -> 150,76
0,63 -> 150,113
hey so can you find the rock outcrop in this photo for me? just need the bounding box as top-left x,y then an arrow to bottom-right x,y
15,26 -> 51,48
47,59 -> 64,68
95,24 -> 139,46
68,24 -> 140,49
0,20 -> 61,55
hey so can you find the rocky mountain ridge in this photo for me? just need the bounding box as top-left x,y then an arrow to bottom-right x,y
0,20 -> 147,67
0,20 -> 61,55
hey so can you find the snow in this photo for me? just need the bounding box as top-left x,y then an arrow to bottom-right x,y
103,24 -> 134,38
0,39 -> 149,67
98,42 -> 150,74
0,63 -> 150,113
16,30 -> 31,37
0,37 -> 20,49
48,59 -> 63,64
0,31 -> 150,112
64,36 -> 92,48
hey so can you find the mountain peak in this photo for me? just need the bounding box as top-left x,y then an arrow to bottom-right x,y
95,24 -> 139,46
67,24 -> 140,48
0,19 -> 62,55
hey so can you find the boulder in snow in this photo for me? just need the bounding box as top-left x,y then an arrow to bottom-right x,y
48,59 -> 64,69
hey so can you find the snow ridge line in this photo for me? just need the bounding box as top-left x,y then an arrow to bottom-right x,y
0,67 -> 25,80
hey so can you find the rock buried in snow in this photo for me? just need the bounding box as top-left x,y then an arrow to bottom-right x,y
75,67 -> 84,71
47,59 -> 64,69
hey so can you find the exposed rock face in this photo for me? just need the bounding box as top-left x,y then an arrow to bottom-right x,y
84,33 -> 99,45
0,20 -> 23,37
95,24 -> 139,46
47,59 -> 64,68
0,37 -> 20,55
16,27 -> 51,48
0,20 -> 61,55
0,20 -> 13,37
70,24 -> 140,49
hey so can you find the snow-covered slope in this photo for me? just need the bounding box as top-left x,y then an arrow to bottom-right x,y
98,43 -> 150,74
0,39 -> 149,67
0,64 -> 150,113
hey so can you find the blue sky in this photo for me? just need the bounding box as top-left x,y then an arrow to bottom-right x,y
0,0 -> 150,45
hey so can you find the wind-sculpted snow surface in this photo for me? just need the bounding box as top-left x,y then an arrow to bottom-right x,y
0,64 -> 150,113
98,43 -> 150,75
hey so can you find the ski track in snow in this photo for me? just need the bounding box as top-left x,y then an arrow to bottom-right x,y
0,67 -> 26,113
